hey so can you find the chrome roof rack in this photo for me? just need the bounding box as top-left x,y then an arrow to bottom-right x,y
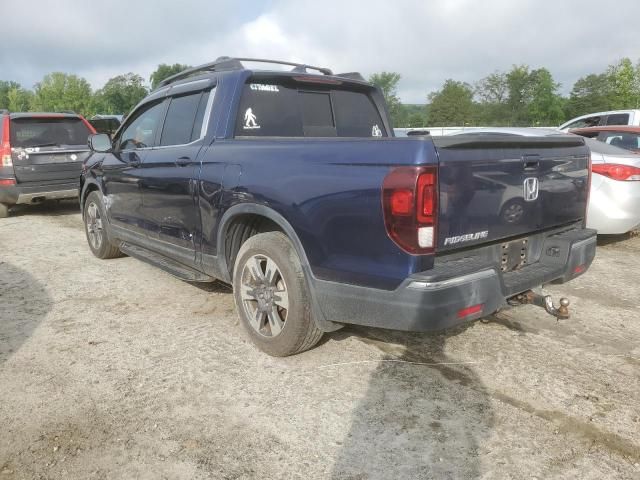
157,56 -> 335,88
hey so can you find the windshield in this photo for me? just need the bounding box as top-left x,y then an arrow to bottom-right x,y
10,117 -> 92,148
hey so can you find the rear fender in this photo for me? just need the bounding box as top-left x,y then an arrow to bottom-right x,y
217,203 -> 342,332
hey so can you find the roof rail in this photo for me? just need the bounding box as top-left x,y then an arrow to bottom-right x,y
157,56 -> 334,88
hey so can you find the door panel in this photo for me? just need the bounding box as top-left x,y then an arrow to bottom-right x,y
102,98 -> 168,238
139,145 -> 202,264
102,150 -> 147,236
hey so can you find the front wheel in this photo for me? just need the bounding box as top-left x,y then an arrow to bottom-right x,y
233,232 -> 323,356
83,191 -> 122,259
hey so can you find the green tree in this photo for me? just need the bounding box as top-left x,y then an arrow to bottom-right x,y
475,71 -> 508,125
150,63 -> 191,90
0,81 -> 22,110
32,73 -> 93,115
369,71 -> 403,126
527,68 -> 565,125
565,73 -> 612,119
427,79 -> 475,126
92,73 -> 148,115
607,58 -> 640,109
505,65 -> 534,126
7,86 -> 33,112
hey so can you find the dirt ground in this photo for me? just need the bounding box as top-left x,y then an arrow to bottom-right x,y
0,200 -> 639,479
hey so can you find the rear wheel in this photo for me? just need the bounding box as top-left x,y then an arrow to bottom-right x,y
0,203 -> 9,218
232,232 -> 323,356
84,191 -> 121,259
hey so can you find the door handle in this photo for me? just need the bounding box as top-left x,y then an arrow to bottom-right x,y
176,156 -> 192,167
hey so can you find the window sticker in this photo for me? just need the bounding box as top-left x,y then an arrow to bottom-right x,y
372,124 -> 382,137
250,84 -> 280,92
243,108 -> 260,130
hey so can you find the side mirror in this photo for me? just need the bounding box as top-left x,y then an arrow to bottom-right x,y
88,133 -> 112,153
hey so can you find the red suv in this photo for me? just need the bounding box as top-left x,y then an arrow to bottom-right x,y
0,112 -> 95,217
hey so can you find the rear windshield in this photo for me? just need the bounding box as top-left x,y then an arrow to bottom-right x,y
235,80 -> 387,138
10,117 -> 92,148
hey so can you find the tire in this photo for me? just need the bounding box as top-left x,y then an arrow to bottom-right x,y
83,191 -> 122,259
232,231 -> 323,356
0,203 -> 9,218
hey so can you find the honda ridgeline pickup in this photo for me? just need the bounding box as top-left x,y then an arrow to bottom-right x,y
80,57 -> 597,356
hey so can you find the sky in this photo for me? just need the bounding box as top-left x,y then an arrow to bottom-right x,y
2,0 -> 639,104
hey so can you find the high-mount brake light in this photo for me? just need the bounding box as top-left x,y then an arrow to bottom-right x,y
382,166 -> 438,254
292,76 -> 342,85
1,116 -> 12,167
592,163 -> 640,181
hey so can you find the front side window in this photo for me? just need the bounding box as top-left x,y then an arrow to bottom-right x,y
234,80 -> 386,138
566,116 -> 601,130
160,90 -> 211,146
118,101 -> 166,150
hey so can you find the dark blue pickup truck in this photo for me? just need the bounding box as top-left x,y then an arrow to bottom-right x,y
80,57 -> 597,356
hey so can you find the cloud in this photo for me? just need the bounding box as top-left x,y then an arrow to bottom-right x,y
2,0 -> 639,103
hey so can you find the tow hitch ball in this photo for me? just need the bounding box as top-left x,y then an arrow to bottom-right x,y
509,290 -> 570,320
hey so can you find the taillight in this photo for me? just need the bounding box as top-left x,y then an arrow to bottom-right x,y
382,166 -> 438,254
592,163 -> 640,181
1,116 -> 12,167
0,178 -> 16,186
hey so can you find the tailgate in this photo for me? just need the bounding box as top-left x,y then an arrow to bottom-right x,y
434,134 -> 590,251
10,116 -> 91,184
12,147 -> 88,183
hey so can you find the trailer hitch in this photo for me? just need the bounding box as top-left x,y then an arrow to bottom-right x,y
509,290 -> 570,320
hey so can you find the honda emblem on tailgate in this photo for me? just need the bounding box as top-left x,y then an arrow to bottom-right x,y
523,177 -> 539,202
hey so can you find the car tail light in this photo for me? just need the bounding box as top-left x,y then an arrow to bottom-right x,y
382,166 -> 438,254
592,163 -> 640,181
1,116 -> 12,167
0,178 -> 16,186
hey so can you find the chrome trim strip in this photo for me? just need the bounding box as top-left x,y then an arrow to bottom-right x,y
407,269 -> 496,291
200,86 -> 216,139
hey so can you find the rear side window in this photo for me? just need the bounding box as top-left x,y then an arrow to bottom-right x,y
160,90 -> 211,146
600,131 -> 640,150
235,80 -> 386,138
9,117 -> 91,147
605,114 -> 630,126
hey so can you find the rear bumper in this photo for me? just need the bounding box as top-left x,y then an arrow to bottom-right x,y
0,182 -> 78,205
313,227 -> 597,332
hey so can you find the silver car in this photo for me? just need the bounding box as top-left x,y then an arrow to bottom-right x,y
441,127 -> 640,235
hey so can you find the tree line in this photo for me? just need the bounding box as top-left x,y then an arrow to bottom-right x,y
370,57 -> 640,127
2,58 -> 639,128
0,63 -> 189,118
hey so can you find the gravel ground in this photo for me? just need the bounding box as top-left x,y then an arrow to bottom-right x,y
0,201 -> 639,479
